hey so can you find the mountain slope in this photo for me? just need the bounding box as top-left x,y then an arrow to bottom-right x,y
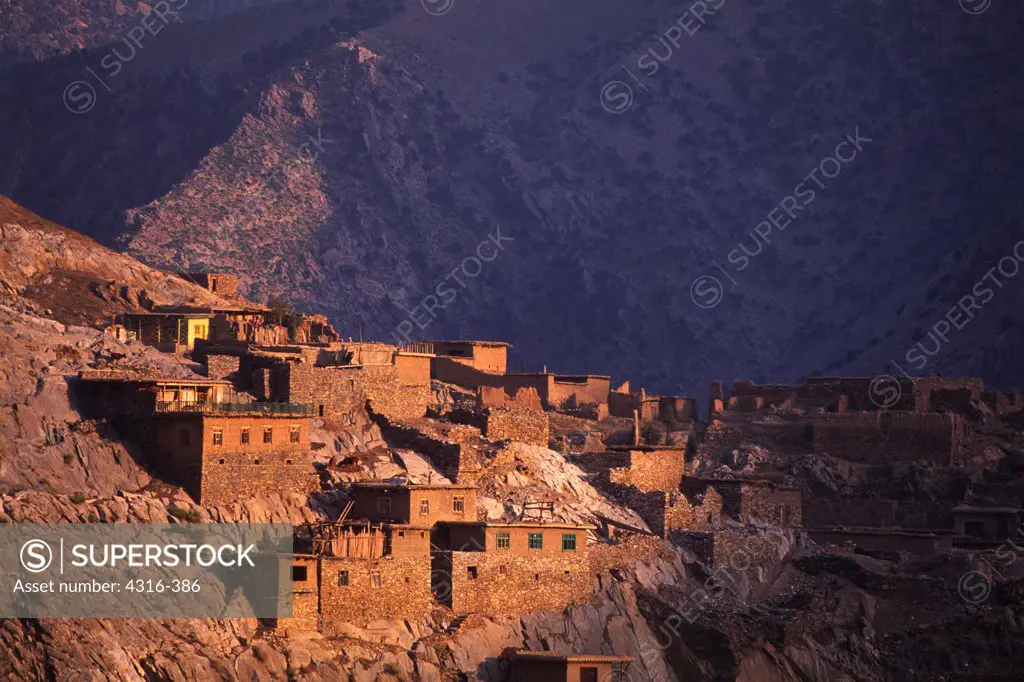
1,0 -> 1022,399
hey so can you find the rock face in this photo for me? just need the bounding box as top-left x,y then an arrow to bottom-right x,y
2,2 -> 1024,396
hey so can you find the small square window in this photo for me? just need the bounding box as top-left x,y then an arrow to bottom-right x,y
370,571 -> 382,588
218,458 -> 225,465
562,533 -> 577,552
377,497 -> 391,515
292,566 -> 307,582
212,429 -> 223,446
419,499 -> 430,516
498,565 -> 508,575
467,566 -> 478,580
496,532 -> 511,550
286,459 -> 293,465
453,496 -> 465,514
240,428 -> 250,445
263,427 -> 273,444
528,532 -> 543,550
254,458 -> 261,465
337,570 -> 349,587
289,426 -> 300,444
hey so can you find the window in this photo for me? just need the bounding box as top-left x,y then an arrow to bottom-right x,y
377,497 -> 391,515
498,565 -> 508,575
212,429 -> 223,446
263,427 -> 273,444
562,533 -> 577,552
254,458 -> 261,465
179,429 -> 190,446
452,496 -> 465,514
289,426 -> 300,443
419,499 -> 430,516
370,571 -> 382,588
337,570 -> 349,587
528,532 -> 543,550
218,458 -> 225,465
291,566 -> 307,582
318,405 -> 325,417
496,532 -> 511,550
467,566 -> 478,580
580,668 -> 598,682
240,428 -> 250,445
286,459 -> 293,465
964,520 -> 987,538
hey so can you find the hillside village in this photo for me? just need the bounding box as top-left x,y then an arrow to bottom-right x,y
70,268 -> 1024,637
2,197 -> 1024,680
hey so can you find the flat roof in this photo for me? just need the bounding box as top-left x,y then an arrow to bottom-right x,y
77,371 -> 231,386
508,650 -> 636,664
443,521 -> 596,530
124,311 -> 212,319
427,340 -> 512,347
953,506 -> 1022,515
349,481 -> 479,491
554,374 -> 612,381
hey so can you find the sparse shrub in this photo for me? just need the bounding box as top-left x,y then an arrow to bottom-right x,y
87,513 -> 98,523
63,453 -> 74,465
640,421 -> 663,445
70,492 -> 87,504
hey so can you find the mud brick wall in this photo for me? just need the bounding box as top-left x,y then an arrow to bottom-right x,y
484,407 -> 549,446
812,412 -> 962,464
729,395 -> 765,412
983,390 -> 1023,415
205,354 -> 240,381
912,378 -> 984,411
279,556 -> 320,632
549,376 -> 611,408
447,551 -> 590,616
432,358 -> 556,406
393,353 -> 432,386
477,385 -> 543,410
703,420 -> 812,451
608,390 -> 637,419
736,485 -> 803,527
608,449 -> 685,493
318,556 -> 432,630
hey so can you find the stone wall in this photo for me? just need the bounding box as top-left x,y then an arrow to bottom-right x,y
484,407 -> 549,447
812,411 -> 963,464
279,555 -> 320,632
608,448 -> 685,493
373,419 -> 480,484
318,556 -> 433,630
808,529 -> 953,555
271,362 -> 428,423
204,354 -> 240,381
445,550 -> 590,616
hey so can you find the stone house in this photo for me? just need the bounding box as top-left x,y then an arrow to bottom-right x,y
151,405 -> 318,504
348,481 -> 480,526
682,478 -> 803,527
432,521 -> 594,616
503,650 -> 636,682
953,505 -> 1022,542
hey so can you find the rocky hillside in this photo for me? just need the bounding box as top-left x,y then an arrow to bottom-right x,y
1,1 -> 1023,398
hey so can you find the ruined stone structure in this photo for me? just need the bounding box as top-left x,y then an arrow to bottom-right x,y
609,383 -> 698,423
606,446 -> 686,492
682,478 -> 803,527
434,521 -> 594,616
812,411 -> 964,464
676,526 -> 793,574
447,405 -> 550,448
728,376 -> 984,414
179,272 -> 239,297
151,408 -> 317,504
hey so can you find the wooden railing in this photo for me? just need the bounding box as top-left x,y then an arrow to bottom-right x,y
155,401 -> 315,416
